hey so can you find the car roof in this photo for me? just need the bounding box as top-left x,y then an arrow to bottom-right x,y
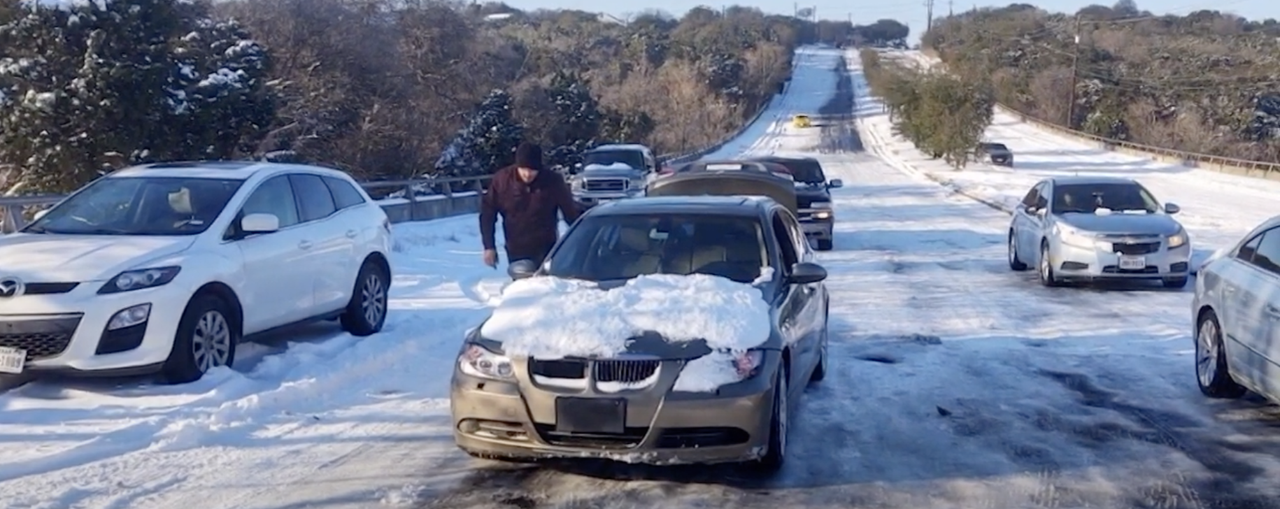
109,160 -> 351,180
1049,175 -> 1139,186
752,155 -> 820,163
587,195 -> 773,218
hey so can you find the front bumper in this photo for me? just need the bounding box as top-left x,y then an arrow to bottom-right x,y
1051,238 -> 1191,280
573,191 -> 642,208
0,282 -> 190,376
450,356 -> 775,465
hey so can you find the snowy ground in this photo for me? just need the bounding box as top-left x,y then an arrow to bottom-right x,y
6,44 -> 1280,509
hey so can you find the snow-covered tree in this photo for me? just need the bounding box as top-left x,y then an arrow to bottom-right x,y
434,89 -> 523,177
542,71 -> 601,171
0,0 -> 275,193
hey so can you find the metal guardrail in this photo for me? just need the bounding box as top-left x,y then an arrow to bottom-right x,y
913,48 -> 1280,177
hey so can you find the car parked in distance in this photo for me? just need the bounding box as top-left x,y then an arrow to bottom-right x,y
0,161 -> 392,383
751,156 -> 842,251
978,142 -> 1013,166
1191,215 -> 1280,402
451,167 -> 829,471
1007,176 -> 1190,288
569,144 -> 658,209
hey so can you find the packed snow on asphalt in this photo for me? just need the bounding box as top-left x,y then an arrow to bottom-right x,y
4,45 -> 1280,509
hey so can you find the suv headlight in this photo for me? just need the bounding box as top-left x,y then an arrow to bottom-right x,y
98,266 -> 181,294
811,201 -> 832,209
458,343 -> 514,380
1167,229 -> 1188,248
570,177 -> 583,191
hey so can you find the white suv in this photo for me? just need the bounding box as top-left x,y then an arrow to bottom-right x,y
0,161 -> 392,383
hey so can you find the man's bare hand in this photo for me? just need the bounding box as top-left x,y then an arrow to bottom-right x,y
482,249 -> 498,268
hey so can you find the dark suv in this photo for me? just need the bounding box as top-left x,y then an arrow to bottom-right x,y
750,156 -> 842,251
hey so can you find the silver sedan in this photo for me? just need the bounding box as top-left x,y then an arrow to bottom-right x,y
1007,176 -> 1190,288
1192,215 -> 1280,401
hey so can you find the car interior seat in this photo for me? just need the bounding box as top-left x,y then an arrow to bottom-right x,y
689,226 -> 764,283
610,225 -> 663,278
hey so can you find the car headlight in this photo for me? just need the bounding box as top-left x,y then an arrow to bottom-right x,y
98,266 -> 181,294
813,210 -> 832,220
733,350 -> 764,379
570,177 -> 583,191
458,344 -> 514,380
1056,225 -> 1105,249
811,201 -> 832,209
1167,230 -> 1188,248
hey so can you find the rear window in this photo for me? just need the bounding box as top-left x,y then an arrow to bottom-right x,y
547,214 -> 768,284
764,159 -> 824,183
583,150 -> 645,170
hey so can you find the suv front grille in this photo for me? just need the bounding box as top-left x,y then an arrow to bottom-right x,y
0,315 -> 82,360
583,179 -> 628,192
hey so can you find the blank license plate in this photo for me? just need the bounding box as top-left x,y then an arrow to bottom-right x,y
1119,256 -> 1146,270
555,397 -> 626,434
0,347 -> 26,375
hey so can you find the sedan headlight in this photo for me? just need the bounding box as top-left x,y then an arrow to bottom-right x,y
733,350 -> 764,379
1056,225 -> 1105,249
98,266 -> 181,294
458,344 -> 514,380
1167,230 -> 1188,248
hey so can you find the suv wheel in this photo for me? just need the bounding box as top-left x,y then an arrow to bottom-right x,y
162,294 -> 238,384
341,260 -> 389,336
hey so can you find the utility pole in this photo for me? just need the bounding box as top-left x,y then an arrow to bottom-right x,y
948,0 -> 953,17
1067,15 -> 1083,127
925,0 -> 934,31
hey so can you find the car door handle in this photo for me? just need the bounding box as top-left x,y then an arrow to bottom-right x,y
298,240 -> 313,250
345,229 -> 358,239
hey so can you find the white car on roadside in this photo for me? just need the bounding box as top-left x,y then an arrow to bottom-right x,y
1192,214 -> 1280,401
0,161 -> 392,383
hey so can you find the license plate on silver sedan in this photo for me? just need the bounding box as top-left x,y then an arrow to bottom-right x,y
1119,256 -> 1145,270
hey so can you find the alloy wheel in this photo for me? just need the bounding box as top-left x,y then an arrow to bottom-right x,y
362,273 -> 387,327
1197,319 -> 1220,388
192,310 -> 231,372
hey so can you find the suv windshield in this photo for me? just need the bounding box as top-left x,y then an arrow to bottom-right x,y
547,214 -> 769,284
982,143 -> 1009,151
25,177 -> 244,236
1052,183 -> 1159,214
583,150 -> 645,170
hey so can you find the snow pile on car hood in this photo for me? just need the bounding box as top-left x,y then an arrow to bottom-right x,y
479,274 -> 772,359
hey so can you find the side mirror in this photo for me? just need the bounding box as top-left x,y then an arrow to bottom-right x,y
32,209 -> 49,221
241,213 -> 280,234
507,259 -> 538,280
1164,203 -> 1180,214
827,179 -> 844,189
787,262 -> 827,285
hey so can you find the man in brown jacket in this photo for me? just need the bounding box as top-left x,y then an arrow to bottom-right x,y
480,142 -> 581,269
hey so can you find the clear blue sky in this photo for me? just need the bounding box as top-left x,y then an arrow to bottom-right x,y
506,0 -> 1275,43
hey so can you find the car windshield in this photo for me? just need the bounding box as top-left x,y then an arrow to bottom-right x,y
24,176 -> 244,236
1052,183 -> 1159,214
764,159 -> 825,184
546,214 -> 769,284
583,150 -> 645,170
984,143 -> 1009,151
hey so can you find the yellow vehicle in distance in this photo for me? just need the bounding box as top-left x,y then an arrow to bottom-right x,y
792,114 -> 812,128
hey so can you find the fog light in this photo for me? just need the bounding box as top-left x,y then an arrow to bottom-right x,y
107,303 -> 151,331
814,211 -> 831,219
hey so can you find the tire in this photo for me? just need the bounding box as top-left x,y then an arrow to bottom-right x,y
1163,277 -> 1189,289
1195,311 -> 1246,399
1008,231 -> 1028,271
810,320 -> 828,383
816,238 -> 833,251
1038,241 -> 1060,287
341,260 -> 389,336
752,364 -> 789,472
162,293 -> 238,384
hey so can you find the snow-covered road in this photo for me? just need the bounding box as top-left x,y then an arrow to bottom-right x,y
5,45 -> 1280,509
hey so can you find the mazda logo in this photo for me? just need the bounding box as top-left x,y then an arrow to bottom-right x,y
0,277 -> 23,298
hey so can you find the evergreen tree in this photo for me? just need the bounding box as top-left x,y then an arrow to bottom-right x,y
0,0 -> 276,193
542,71 -> 600,171
434,89 -> 523,177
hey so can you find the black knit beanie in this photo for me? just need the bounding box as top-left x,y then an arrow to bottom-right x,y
514,142 -> 543,171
